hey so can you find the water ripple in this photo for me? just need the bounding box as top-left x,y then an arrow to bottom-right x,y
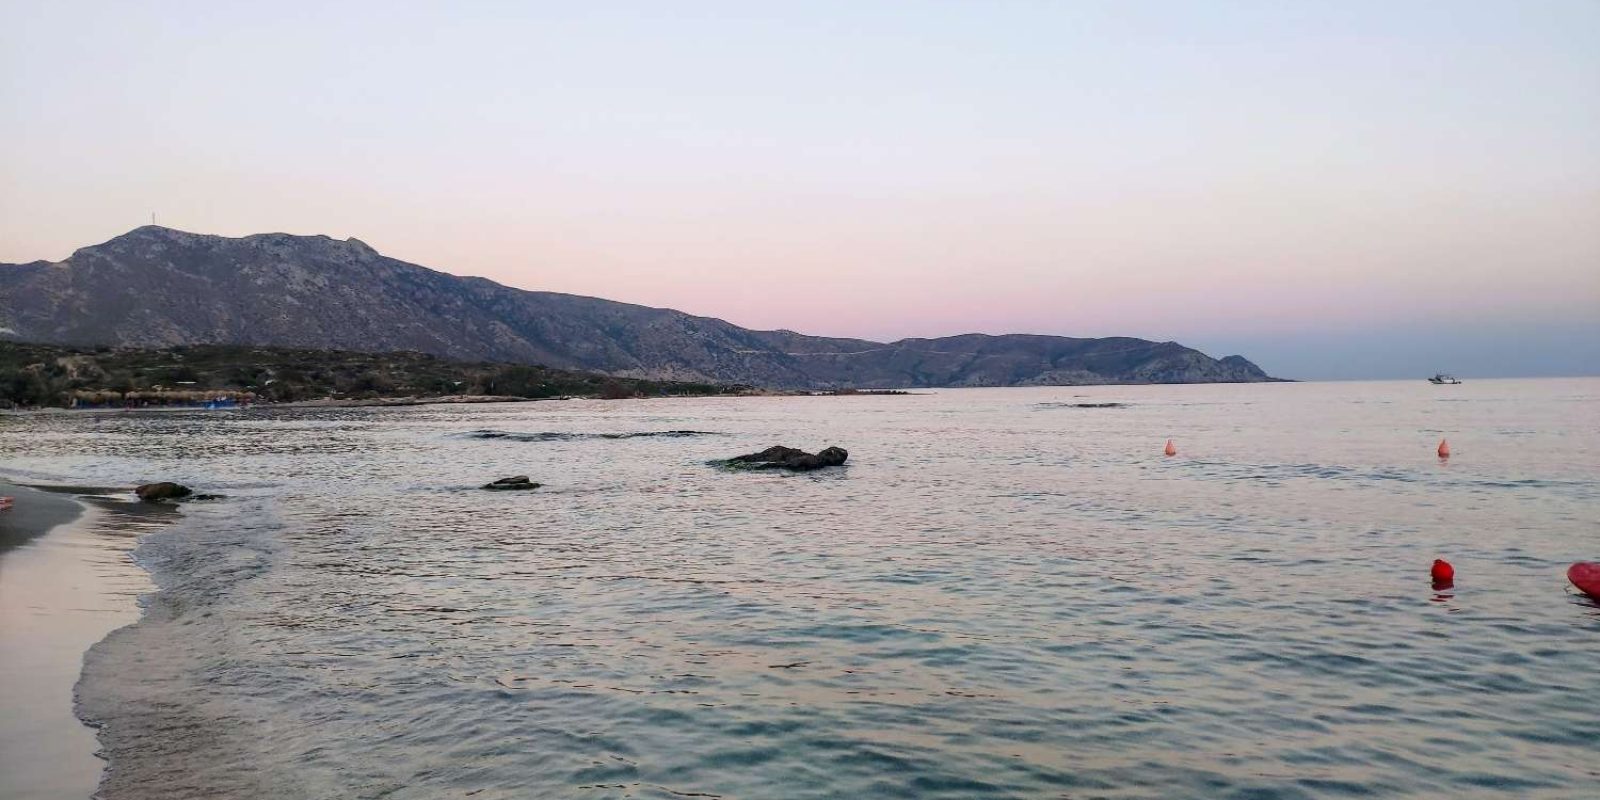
1,381 -> 1593,798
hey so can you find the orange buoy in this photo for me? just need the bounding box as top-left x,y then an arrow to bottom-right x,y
1437,439 -> 1451,458
1164,439 -> 1177,457
1431,559 -> 1454,587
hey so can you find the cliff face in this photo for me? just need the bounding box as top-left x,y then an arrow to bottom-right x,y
0,226 -> 1274,388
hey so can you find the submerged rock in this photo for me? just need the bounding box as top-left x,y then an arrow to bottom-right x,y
723,445 -> 849,472
135,482 -> 192,502
482,475 -> 541,491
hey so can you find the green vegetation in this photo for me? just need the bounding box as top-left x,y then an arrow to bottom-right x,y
0,342 -> 742,408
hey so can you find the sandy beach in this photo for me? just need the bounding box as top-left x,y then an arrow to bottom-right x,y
0,482 -> 160,800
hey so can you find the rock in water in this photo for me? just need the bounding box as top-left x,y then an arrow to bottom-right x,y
483,476 -> 541,491
733,446 -> 808,464
725,445 -> 849,472
135,482 -> 192,502
812,448 -> 851,467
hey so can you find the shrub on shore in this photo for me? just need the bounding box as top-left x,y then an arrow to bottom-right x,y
0,341 -> 743,408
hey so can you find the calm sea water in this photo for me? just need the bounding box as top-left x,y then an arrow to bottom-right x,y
3,380 -> 1597,799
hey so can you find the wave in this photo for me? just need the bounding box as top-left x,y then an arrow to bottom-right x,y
1034,402 -> 1127,409
1177,460 -> 1600,500
77,497 -> 286,799
459,430 -> 722,442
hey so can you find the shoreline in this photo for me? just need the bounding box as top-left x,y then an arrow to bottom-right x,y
0,481 -> 165,800
0,394 -> 550,414
1,391 -> 755,414
0,388 -> 875,414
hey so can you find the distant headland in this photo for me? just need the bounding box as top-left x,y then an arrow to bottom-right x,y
0,226 -> 1278,389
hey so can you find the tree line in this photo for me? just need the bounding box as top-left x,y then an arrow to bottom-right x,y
0,342 -> 739,408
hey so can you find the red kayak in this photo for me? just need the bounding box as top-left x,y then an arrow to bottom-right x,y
1569,562 -> 1600,599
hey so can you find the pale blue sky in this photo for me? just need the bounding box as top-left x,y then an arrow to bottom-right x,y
2,1 -> 1596,378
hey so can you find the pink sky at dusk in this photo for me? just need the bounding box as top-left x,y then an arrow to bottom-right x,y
2,1 -> 1596,378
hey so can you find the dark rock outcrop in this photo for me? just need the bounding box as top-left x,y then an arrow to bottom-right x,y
0,226 -> 1278,389
725,445 -> 849,472
482,476 -> 540,491
135,482 -> 192,502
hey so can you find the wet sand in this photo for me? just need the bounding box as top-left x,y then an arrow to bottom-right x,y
0,483 -> 161,800
0,480 -> 83,552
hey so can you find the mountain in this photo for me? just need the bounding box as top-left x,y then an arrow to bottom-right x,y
0,226 -> 1275,388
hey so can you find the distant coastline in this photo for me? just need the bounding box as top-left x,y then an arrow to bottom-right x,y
0,225 -> 1278,389
0,339 -> 1283,411
0,341 -> 744,410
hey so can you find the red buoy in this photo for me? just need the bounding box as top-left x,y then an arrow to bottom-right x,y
1568,562 -> 1600,599
1437,439 -> 1451,459
1164,439 -> 1177,457
1431,559 -> 1455,587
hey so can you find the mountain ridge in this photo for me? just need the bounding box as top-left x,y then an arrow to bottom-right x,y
0,226 -> 1277,388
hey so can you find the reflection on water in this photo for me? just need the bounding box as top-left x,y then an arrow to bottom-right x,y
3,379 -> 1599,799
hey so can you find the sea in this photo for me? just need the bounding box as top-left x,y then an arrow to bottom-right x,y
1,379 -> 1596,799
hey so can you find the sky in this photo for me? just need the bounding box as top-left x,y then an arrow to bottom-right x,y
1,1 -> 1596,380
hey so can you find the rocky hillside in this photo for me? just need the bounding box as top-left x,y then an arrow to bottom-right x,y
0,227 -> 1275,388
